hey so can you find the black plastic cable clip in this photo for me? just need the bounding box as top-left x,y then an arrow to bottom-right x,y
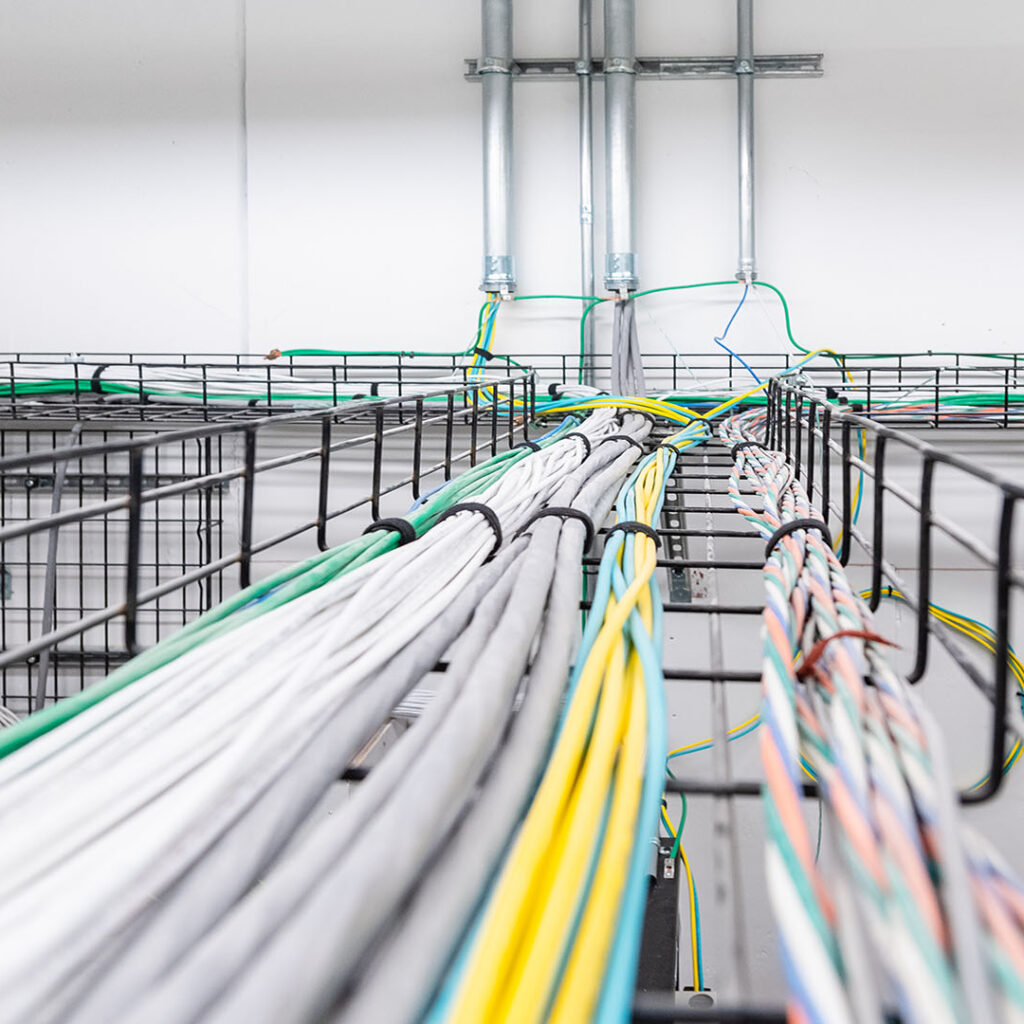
472,346 -> 495,361
608,520 -> 661,547
513,439 -> 542,453
363,517 -> 417,546
765,518 -> 832,559
563,431 -> 592,457
730,440 -> 764,460
516,506 -> 595,553
435,502 -> 503,561
599,433 -> 645,453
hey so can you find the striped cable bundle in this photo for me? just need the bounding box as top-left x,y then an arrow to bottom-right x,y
721,408 -> 1024,1024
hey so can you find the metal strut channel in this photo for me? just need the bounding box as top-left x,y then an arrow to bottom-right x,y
463,54 -> 824,79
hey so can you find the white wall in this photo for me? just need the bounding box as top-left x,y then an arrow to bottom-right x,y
0,0 -> 1021,357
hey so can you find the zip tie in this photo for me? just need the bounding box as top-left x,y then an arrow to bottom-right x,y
435,502 -> 503,561
362,517 -> 417,546
514,439 -> 542,453
608,520 -> 661,547
796,628 -> 899,682
516,506 -> 595,553
564,431 -> 592,457
599,433 -> 645,453
765,518 -> 833,559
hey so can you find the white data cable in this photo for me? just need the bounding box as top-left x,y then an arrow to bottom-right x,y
0,409 -> 641,1024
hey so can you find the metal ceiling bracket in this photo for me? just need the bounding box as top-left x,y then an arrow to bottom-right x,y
464,54 -> 823,80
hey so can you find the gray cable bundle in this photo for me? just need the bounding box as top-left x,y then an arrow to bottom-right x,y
135,417 -> 647,1024
0,408 -> 651,1024
610,298 -> 646,398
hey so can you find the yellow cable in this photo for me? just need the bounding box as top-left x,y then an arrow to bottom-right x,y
659,805 -> 700,991
668,712 -> 762,758
450,453 -> 667,1022
547,461 -> 665,1020
448,544 -> 658,1021
496,641 -> 631,1022
861,587 -> 1024,786
549,654 -> 647,1024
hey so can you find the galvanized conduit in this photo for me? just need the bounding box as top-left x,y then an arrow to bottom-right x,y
480,0 -> 516,294
736,0 -> 757,281
603,0 -> 638,293
577,0 -> 597,385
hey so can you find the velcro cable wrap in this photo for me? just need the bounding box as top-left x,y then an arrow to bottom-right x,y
599,434 -> 644,454
765,518 -> 832,559
362,517 -> 417,546
608,520 -> 661,547
564,431 -> 592,457
730,440 -> 766,460
655,442 -> 680,454
514,440 -> 542,453
472,347 -> 495,361
434,502 -> 503,561
90,365 -> 110,395
516,506 -> 595,554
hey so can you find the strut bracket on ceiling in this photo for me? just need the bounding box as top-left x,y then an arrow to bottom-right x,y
463,54 -> 823,81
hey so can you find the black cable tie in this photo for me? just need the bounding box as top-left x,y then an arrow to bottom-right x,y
90,365 -> 109,395
514,439 -> 542,452
730,440 -> 764,460
363,517 -> 417,546
600,433 -> 645,453
516,506 -> 595,553
765,518 -> 832,559
435,501 -> 503,561
472,346 -> 495,361
656,442 -> 681,454
564,431 -> 592,457
608,520 -> 661,547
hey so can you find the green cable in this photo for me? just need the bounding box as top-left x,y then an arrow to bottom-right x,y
576,281 -> 741,384
669,791 -> 687,861
0,418 -> 580,760
515,294 -> 603,302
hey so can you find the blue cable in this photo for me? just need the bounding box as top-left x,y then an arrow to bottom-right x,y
713,285 -> 761,385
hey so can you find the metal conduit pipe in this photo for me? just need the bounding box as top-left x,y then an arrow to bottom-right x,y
577,0 -> 597,385
603,0 -> 638,293
480,0 -> 516,294
736,0 -> 757,281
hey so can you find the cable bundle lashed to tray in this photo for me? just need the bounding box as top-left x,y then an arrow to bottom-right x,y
721,407 -> 1024,1024
0,407 -> 659,1024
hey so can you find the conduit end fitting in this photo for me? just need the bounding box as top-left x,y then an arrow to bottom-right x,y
481,255 -> 516,294
604,252 -> 638,293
